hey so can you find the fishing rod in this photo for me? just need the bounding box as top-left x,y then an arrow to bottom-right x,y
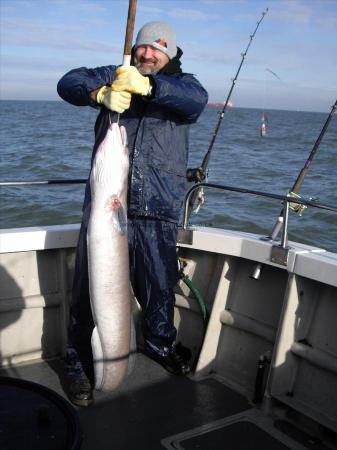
117,0 -> 137,126
249,99 -> 337,280
269,98 -> 337,241
186,8 -> 268,220
123,0 -> 137,66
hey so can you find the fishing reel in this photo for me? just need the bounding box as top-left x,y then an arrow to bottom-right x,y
186,167 -> 207,183
288,191 -> 307,216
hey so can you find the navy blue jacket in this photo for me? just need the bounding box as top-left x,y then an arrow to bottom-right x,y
57,57 -> 208,222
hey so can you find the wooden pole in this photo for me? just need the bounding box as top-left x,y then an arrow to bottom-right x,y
122,0 -> 137,66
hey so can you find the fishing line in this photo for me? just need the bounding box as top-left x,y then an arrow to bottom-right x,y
261,69 -> 268,137
260,68 -> 280,137
186,8 -> 269,221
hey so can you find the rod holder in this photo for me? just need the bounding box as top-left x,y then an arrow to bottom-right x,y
281,195 -> 290,249
270,194 -> 291,267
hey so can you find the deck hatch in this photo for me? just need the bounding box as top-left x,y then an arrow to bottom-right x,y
169,420 -> 291,449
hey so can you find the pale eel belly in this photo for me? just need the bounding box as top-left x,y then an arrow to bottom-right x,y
87,123 -> 132,391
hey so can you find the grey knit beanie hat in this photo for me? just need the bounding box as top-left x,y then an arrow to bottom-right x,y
135,21 -> 177,59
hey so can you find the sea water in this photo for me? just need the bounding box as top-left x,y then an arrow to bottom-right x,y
1,100 -> 336,252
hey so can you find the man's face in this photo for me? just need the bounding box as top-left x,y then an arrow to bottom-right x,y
134,45 -> 169,75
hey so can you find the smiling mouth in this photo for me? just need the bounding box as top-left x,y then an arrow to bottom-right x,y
140,58 -> 156,65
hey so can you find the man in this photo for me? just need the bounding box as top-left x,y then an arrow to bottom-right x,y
57,21 -> 208,407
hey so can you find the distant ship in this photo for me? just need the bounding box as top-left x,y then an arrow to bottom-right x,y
208,100 -> 233,108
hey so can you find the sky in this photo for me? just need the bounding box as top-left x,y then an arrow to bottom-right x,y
0,0 -> 336,112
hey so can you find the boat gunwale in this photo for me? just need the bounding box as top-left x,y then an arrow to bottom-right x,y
1,224 -> 337,288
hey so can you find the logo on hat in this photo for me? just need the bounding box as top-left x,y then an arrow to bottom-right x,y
154,38 -> 167,48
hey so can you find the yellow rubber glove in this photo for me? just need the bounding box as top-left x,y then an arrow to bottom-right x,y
112,66 -> 151,96
96,86 -> 131,113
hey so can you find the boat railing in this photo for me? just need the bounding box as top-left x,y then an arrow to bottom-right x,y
182,182 -> 337,267
2,179 -> 337,265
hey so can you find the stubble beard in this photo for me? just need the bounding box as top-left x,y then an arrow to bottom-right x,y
135,61 -> 158,75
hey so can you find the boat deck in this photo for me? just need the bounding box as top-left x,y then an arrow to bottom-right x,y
1,226 -> 337,448
0,353 -> 333,450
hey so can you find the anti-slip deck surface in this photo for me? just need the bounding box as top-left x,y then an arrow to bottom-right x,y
1,353 -> 330,449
